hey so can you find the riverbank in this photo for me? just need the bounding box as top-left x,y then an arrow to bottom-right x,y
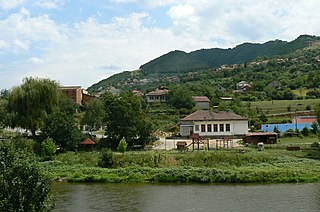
41,148 -> 320,183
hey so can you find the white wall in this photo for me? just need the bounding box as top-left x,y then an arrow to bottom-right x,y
191,120 -> 248,137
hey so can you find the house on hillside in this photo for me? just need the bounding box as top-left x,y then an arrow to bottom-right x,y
60,86 -> 95,105
235,81 -> 252,92
146,88 -> 169,103
180,109 -> 248,137
268,80 -> 282,90
193,96 -> 210,110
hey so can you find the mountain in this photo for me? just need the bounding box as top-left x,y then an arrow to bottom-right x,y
139,50 -> 210,75
88,35 -> 320,93
189,35 -> 319,68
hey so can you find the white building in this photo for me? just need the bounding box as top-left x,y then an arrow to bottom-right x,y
180,110 -> 248,137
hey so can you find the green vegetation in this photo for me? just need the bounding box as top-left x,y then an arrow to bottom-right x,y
0,139 -> 53,211
88,35 -> 320,94
42,148 -> 320,183
140,50 -> 210,75
8,77 -> 60,136
117,138 -> 128,153
246,99 -> 319,115
102,91 -> 154,148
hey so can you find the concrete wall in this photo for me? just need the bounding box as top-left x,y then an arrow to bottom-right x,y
180,120 -> 248,137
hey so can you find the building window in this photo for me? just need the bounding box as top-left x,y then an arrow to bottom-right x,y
201,124 -> 206,132
220,124 -> 224,132
226,124 -> 230,132
207,124 -> 212,132
195,125 -> 199,131
213,124 -> 218,132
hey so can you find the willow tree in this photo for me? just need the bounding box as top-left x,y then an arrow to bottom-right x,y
8,77 -> 60,136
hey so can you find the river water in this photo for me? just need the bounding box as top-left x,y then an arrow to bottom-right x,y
52,183 -> 320,212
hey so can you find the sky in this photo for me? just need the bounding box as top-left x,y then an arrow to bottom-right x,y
1,0 -> 320,89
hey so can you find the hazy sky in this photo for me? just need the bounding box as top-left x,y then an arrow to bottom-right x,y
1,0 -> 319,89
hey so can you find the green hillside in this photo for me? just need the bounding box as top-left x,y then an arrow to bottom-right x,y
139,50 -> 210,75
88,35 -> 320,93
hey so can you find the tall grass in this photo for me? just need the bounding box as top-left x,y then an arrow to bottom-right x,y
43,149 -> 320,183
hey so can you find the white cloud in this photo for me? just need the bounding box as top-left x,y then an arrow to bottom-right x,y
34,0 -> 64,9
0,0 -> 25,10
1,0 -> 320,89
30,57 -> 44,64
0,40 -> 8,49
112,0 -> 179,8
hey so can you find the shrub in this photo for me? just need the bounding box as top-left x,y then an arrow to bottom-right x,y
0,140 -> 53,211
117,138 -> 127,153
301,127 -> 310,137
41,137 -> 56,160
311,142 -> 320,149
99,149 -> 114,168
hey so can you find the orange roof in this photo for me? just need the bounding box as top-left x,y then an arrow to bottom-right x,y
80,138 -> 96,145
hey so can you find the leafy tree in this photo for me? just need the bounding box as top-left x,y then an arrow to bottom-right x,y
41,112 -> 82,151
168,86 -> 195,110
259,114 -> 268,123
8,77 -> 60,136
117,137 -> 127,153
81,98 -> 105,133
41,137 -> 56,159
102,91 -> 153,148
0,140 -> 53,211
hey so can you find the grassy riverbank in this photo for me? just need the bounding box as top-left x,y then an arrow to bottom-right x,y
41,148 -> 320,183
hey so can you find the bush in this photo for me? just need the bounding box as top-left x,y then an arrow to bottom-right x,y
301,127 -> 310,137
311,142 -> 320,149
41,137 -> 56,160
99,149 -> 114,168
117,138 -> 127,153
0,140 -> 53,211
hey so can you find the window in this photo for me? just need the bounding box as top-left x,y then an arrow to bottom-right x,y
226,124 -> 230,132
195,125 -> 199,131
219,124 -> 224,132
201,124 -> 206,132
207,124 -> 212,132
213,124 -> 218,132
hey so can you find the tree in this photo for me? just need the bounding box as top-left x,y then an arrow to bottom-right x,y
8,77 -> 60,136
41,137 -> 56,159
0,140 -> 53,211
168,86 -> 195,110
102,92 -> 153,148
81,98 -> 105,133
117,137 -> 127,153
41,112 -> 82,151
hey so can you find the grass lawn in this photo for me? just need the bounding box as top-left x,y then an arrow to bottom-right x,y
245,99 -> 319,114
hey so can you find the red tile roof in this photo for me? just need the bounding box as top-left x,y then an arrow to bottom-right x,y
192,96 -> 210,102
181,110 -> 247,121
80,138 -> 96,145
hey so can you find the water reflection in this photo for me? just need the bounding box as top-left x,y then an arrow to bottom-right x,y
53,183 -> 320,212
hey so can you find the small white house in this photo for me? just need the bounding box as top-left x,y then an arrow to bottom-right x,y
180,110 -> 248,137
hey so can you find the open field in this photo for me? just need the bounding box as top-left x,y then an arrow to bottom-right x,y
245,99 -> 319,115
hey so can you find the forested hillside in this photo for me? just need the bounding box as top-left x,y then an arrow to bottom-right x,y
88,35 -> 320,94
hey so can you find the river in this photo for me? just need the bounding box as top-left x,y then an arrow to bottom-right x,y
52,183 -> 320,212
